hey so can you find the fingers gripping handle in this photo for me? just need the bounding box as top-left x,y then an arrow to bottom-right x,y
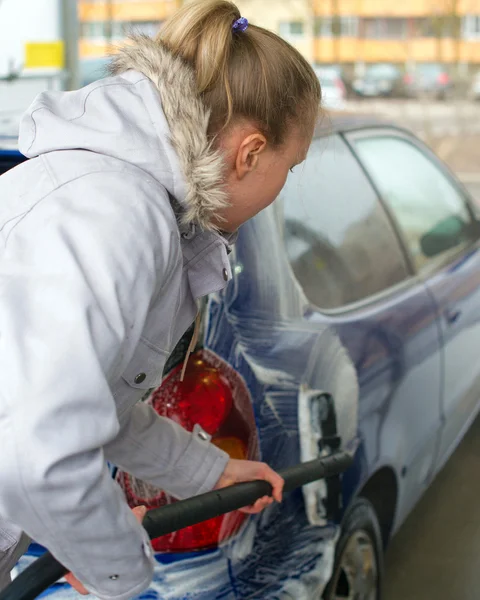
127,453 -> 353,539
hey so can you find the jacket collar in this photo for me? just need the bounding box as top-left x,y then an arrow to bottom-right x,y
110,35 -> 228,232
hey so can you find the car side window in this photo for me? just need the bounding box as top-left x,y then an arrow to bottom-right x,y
353,135 -> 477,272
279,134 -> 409,310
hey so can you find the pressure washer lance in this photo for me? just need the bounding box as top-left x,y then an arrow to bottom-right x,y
0,451 -> 353,600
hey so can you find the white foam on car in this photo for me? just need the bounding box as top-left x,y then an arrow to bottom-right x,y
300,327 -> 359,526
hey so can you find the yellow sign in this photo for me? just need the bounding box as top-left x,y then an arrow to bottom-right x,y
25,41 -> 65,69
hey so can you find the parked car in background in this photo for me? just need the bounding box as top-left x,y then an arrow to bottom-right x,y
403,63 -> 453,100
315,64 -> 355,98
316,67 -> 347,111
353,63 -> 403,98
471,71 -> 480,101
3,114 -> 480,599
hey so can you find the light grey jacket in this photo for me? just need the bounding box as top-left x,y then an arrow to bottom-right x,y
0,37 -> 233,599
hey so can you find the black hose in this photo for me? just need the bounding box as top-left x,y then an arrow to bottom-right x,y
0,451 -> 353,600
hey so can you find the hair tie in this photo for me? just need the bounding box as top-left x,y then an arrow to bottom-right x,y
232,17 -> 249,33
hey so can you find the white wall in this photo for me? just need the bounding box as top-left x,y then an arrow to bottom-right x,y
0,0 -> 60,77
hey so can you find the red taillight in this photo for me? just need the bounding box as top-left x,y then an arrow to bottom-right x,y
116,349 -> 259,553
438,72 -> 449,85
152,512 -> 246,552
152,355 -> 234,435
118,470 -> 246,552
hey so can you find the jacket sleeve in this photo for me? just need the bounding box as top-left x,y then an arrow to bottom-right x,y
104,402 -> 229,499
0,174 -> 177,599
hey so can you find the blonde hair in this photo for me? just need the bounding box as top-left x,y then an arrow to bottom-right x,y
157,0 -> 321,146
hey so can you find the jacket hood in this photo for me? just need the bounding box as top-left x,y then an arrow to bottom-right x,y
18,36 -> 227,231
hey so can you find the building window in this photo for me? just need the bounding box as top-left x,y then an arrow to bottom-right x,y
413,16 -> 460,38
110,21 -> 127,39
314,17 -> 329,37
463,15 -> 480,39
80,20 -> 161,40
314,16 -> 358,37
80,21 -> 107,39
81,0 -> 171,3
342,16 -> 359,37
363,18 -> 408,40
279,21 -> 305,38
127,21 -> 162,37
413,18 -> 436,37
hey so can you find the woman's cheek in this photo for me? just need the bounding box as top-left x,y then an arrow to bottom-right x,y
271,172 -> 289,204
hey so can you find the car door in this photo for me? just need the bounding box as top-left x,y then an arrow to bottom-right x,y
278,132 -> 444,525
352,130 -> 480,474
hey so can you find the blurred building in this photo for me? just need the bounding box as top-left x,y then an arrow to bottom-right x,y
236,0 -> 480,69
78,0 -> 179,58
0,0 -> 63,76
77,0 -> 480,69
0,0 -> 65,114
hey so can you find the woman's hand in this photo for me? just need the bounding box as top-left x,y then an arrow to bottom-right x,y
214,458 -> 284,514
64,459 -> 282,596
64,505 -> 148,595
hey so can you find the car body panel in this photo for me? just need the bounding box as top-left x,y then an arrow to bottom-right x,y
306,282 -> 443,530
426,245 -> 480,469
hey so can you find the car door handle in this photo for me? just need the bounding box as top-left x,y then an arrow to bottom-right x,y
445,308 -> 461,325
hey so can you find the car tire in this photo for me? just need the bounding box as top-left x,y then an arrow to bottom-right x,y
323,498 -> 383,600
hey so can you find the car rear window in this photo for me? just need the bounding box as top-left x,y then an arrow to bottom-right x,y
367,64 -> 399,78
279,133 -> 410,310
417,64 -> 442,75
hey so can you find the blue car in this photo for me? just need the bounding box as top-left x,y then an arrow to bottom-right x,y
2,115 -> 480,599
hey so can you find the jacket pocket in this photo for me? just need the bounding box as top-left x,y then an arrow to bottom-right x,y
121,337 -> 169,391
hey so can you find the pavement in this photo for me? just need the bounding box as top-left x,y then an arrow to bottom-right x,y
384,414 -> 480,600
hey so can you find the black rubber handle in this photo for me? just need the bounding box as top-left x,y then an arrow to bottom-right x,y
0,451 -> 353,600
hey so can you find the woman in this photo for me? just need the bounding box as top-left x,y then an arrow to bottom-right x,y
0,1 -> 321,597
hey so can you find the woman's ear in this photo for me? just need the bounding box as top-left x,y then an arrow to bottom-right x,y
235,133 -> 267,179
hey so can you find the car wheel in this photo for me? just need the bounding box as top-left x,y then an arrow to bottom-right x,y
323,498 -> 383,600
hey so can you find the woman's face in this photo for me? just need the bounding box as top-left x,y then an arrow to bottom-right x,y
214,123 -> 312,232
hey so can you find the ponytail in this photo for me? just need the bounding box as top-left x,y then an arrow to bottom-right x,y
157,0 -> 321,145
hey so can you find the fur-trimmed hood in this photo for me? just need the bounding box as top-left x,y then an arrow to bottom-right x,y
18,36 -> 227,230
110,36 -> 228,230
